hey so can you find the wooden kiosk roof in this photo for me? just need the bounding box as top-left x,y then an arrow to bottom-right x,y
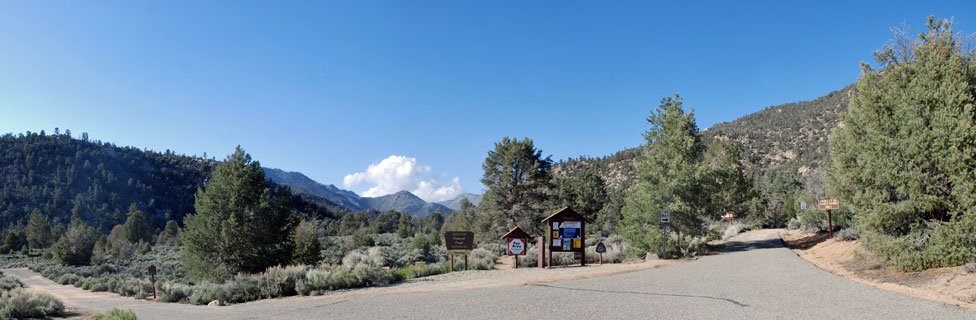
540,207 -> 591,223
500,226 -> 531,239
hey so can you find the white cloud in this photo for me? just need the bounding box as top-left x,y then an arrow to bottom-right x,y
343,155 -> 463,203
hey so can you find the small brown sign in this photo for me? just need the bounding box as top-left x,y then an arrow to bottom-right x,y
147,265 -> 157,275
818,198 -> 839,210
445,231 -> 474,252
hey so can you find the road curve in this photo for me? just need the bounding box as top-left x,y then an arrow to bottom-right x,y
5,229 -> 975,319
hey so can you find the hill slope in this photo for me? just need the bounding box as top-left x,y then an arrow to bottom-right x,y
0,132 -> 342,232
556,86 -> 852,196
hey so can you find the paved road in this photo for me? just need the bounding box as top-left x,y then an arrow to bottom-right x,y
5,229 -> 975,319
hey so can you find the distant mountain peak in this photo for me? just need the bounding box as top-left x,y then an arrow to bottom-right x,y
262,167 -> 452,217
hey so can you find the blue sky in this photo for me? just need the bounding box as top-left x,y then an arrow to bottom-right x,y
1,1 -> 973,202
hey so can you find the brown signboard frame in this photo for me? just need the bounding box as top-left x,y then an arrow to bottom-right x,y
541,207 -> 591,268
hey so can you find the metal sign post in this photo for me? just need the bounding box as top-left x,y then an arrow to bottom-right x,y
661,210 -> 671,260
595,242 -> 606,265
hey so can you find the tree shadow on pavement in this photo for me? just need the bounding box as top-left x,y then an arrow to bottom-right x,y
717,237 -> 785,253
531,284 -> 749,307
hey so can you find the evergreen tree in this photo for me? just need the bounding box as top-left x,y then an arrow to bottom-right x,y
397,212 -> 413,239
181,146 -> 298,283
53,218 -> 98,265
291,219 -> 321,266
156,220 -> 181,247
702,140 -> 760,222
552,168 -> 608,221
620,94 -> 707,255
827,16 -> 976,270
121,203 -> 152,244
480,137 -> 553,235
27,208 -> 53,249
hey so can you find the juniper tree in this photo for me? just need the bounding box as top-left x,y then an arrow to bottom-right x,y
181,146 -> 298,283
827,16 -> 976,270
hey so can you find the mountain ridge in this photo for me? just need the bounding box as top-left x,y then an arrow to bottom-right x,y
261,167 -> 453,217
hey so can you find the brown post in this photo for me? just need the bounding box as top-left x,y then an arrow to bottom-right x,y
537,236 -> 544,268
515,255 -> 519,269
580,221 -> 586,267
547,224 -> 553,269
599,252 -> 603,265
450,254 -> 454,272
151,273 -> 156,300
828,209 -> 833,238
464,255 -> 468,271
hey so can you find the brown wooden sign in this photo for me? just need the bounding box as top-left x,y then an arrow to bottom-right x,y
148,265 -> 156,275
818,198 -> 839,210
445,231 -> 474,253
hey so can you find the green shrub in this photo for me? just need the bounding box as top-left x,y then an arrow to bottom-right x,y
157,282 -> 193,303
834,228 -> 860,241
91,308 -> 138,320
0,289 -> 63,318
863,218 -> 976,271
0,274 -> 21,291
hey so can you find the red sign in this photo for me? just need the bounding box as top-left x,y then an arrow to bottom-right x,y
508,238 -> 526,255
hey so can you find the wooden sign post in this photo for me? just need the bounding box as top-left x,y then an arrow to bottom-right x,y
818,198 -> 840,238
147,265 -> 157,300
444,231 -> 474,272
595,242 -> 606,265
501,227 -> 530,269
542,208 -> 591,268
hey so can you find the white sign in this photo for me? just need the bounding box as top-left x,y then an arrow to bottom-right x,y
508,238 -> 526,255
800,202 -> 807,210
560,221 -> 581,229
660,210 -> 671,224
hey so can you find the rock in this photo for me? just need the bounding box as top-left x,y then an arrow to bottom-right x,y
208,300 -> 222,307
644,253 -> 660,261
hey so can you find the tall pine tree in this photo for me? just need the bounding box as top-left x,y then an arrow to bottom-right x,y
480,137 -> 553,235
620,94 -> 707,255
181,146 -> 298,283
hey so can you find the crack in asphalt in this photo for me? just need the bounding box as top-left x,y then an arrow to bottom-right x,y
531,284 -> 750,308
238,300 -> 348,320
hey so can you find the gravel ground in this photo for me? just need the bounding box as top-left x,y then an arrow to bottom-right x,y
5,229 -> 976,319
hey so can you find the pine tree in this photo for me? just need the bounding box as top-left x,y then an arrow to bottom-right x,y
552,168 -> 608,222
291,219 -> 321,266
620,94 -> 707,255
702,140 -> 760,222
121,203 -> 152,244
27,208 -> 53,249
397,212 -> 413,239
827,16 -> 976,270
480,137 -> 553,235
181,146 -> 298,283
53,218 -> 98,265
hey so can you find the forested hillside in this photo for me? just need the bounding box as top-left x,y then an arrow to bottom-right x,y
0,131 -> 342,233
553,86 -> 851,227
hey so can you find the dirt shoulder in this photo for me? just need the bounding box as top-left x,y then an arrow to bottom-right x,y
780,229 -> 976,312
